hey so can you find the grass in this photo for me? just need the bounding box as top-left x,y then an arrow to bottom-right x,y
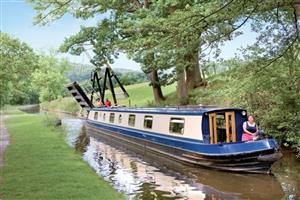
1,105 -> 22,115
0,110 -> 124,200
106,82 -> 176,106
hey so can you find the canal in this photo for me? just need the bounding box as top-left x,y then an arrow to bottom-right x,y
60,116 -> 300,200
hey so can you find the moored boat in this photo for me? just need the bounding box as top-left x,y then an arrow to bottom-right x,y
85,106 -> 282,173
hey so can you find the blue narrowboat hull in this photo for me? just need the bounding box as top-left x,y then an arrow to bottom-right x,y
86,120 -> 282,173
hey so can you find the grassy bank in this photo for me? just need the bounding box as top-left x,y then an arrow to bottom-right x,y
40,97 -> 81,114
0,110 -> 124,200
41,82 -> 176,113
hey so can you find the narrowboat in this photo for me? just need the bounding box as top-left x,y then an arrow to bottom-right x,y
84,106 -> 282,174
66,68 -> 282,174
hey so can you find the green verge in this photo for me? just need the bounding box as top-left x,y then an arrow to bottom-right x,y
0,110 -> 124,200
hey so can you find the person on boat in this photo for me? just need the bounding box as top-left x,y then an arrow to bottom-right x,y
96,98 -> 103,107
242,115 -> 258,141
105,98 -> 112,107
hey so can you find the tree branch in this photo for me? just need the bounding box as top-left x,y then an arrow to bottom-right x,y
34,0 -> 72,25
200,2 -> 259,55
201,15 -> 251,54
253,2 -> 300,74
254,36 -> 298,74
292,2 -> 300,38
189,0 -> 237,28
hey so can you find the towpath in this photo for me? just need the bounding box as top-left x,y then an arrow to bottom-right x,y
0,114 -> 9,183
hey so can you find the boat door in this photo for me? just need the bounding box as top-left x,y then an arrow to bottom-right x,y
209,113 -> 217,144
209,112 -> 236,144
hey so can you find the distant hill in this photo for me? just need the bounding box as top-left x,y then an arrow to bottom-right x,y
113,68 -> 140,73
64,63 -> 92,82
65,63 -> 148,85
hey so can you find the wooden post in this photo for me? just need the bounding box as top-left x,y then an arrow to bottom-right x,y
209,113 -> 217,144
225,112 -> 236,142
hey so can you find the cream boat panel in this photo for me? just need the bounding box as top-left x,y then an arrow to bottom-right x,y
88,111 -> 203,141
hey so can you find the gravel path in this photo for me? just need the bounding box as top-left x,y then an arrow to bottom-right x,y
0,115 -> 9,168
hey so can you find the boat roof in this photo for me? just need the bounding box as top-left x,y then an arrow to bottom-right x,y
92,106 -> 246,116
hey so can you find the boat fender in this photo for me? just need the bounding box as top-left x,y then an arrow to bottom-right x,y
258,152 -> 283,162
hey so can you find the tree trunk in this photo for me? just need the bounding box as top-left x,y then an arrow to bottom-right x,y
176,69 -> 188,105
200,64 -> 206,81
149,70 -> 165,102
293,3 -> 300,17
186,50 -> 204,90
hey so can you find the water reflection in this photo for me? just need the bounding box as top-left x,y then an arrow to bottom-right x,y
272,149 -> 300,200
61,119 -> 289,200
62,119 -> 85,148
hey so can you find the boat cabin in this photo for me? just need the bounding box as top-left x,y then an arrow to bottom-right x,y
87,107 -> 248,144
201,109 -> 247,144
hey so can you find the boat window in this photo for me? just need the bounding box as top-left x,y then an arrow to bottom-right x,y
118,114 -> 122,124
109,113 -> 115,123
144,115 -> 153,129
103,113 -> 106,121
169,118 -> 184,134
216,114 -> 226,129
128,114 -> 136,127
94,112 -> 98,120
216,113 -> 226,142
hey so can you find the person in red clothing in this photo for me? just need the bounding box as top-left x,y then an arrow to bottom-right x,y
105,98 -> 112,107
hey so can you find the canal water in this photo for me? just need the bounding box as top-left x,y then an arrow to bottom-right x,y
61,117 -> 300,200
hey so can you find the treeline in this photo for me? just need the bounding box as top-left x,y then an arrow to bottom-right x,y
0,33 -> 148,107
116,71 -> 148,86
0,33 -> 69,106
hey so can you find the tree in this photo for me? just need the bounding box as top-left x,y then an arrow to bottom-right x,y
31,53 -> 70,102
173,0 -> 300,73
0,32 -> 39,107
115,0 -> 275,101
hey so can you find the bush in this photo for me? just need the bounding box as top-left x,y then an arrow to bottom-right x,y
226,57 -> 300,157
43,114 -> 61,127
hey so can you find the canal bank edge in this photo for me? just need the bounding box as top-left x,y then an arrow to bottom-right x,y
0,114 -> 10,184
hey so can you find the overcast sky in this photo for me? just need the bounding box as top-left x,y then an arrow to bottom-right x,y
1,0 -> 257,71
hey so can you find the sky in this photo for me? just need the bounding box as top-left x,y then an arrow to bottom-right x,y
0,0 -> 257,71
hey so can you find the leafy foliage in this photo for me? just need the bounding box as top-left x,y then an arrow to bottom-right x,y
31,53 -> 70,102
217,49 -> 300,156
115,71 -> 148,85
0,33 -> 39,106
0,32 -> 73,106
